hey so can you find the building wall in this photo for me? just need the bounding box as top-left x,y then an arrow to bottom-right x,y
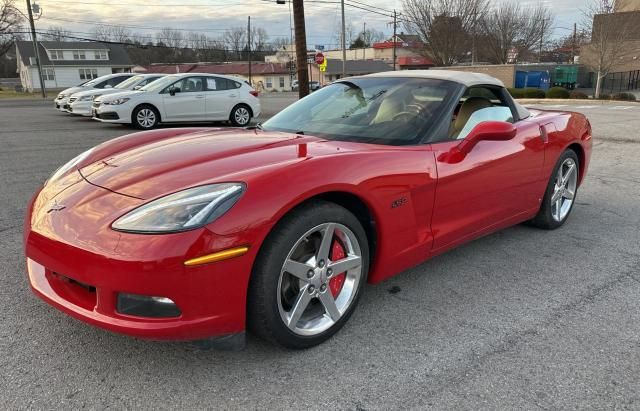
22,66 -> 121,91
438,65 -> 517,87
615,0 -> 640,12
212,72 -> 293,92
580,39 -> 640,74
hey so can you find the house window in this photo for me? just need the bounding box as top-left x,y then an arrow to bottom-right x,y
265,77 -> 273,88
94,50 -> 108,60
79,68 -> 98,80
73,50 -> 86,60
42,68 -> 55,81
279,77 -> 285,88
49,50 -> 63,60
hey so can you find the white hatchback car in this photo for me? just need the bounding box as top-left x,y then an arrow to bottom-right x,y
54,73 -> 135,112
68,74 -> 164,116
93,73 -> 261,129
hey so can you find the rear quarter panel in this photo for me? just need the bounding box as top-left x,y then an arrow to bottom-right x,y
525,109 -> 592,187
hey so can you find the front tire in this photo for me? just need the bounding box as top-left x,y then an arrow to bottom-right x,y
531,149 -> 580,229
248,201 -> 369,349
132,105 -> 159,129
229,104 -> 252,127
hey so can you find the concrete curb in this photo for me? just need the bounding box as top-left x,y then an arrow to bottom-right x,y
517,98 -> 640,105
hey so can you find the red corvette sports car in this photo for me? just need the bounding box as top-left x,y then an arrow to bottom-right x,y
25,71 -> 592,349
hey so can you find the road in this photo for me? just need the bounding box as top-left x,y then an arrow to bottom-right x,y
1,99 -> 639,409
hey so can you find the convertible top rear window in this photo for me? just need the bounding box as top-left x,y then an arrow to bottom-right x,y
262,78 -> 458,145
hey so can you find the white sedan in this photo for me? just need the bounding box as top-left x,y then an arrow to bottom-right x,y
68,74 -> 164,117
93,73 -> 261,129
54,73 -> 134,112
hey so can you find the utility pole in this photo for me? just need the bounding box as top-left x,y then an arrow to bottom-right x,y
341,0 -> 346,78
392,9 -> 397,71
26,0 -> 46,98
247,16 -> 252,85
363,22 -> 366,60
571,22 -> 577,64
292,0 -> 309,97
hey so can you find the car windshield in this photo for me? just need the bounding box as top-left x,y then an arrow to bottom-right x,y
83,77 -> 103,87
114,75 -> 144,89
139,75 -> 179,92
262,77 -> 457,145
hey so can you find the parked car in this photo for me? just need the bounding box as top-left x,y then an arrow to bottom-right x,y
93,73 -> 261,129
292,80 -> 321,91
68,74 -> 165,117
25,70 -> 592,349
54,73 -> 135,112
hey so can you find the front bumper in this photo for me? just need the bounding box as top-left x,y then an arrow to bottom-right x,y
69,100 -> 93,116
93,104 -> 131,124
24,183 -> 255,341
55,98 -> 68,111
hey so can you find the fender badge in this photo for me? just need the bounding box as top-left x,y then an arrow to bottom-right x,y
47,200 -> 66,213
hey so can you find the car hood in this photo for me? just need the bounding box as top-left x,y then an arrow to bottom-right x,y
78,129 -> 362,200
60,86 -> 86,96
99,90 -> 143,102
72,88 -> 123,99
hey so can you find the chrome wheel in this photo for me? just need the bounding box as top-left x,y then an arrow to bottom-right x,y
136,108 -> 156,128
277,222 -> 363,336
233,106 -> 250,126
551,157 -> 578,222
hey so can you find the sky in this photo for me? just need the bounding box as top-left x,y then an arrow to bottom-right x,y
27,0 -> 587,49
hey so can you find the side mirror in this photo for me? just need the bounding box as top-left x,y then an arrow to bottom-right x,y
104,85 -> 113,89
169,87 -> 180,96
133,85 -> 141,90
457,121 -> 517,155
438,121 -> 516,164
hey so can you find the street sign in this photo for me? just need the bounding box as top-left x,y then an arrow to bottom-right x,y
315,52 -> 325,65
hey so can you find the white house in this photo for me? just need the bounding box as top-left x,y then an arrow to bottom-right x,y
15,41 -> 134,91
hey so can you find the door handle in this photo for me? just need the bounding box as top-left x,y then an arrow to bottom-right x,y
229,94 -> 237,98
195,95 -> 205,99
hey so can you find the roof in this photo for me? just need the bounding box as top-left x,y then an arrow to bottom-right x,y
361,70 -> 504,87
141,62 -> 290,75
15,41 -> 133,67
323,59 -> 392,75
193,63 -> 289,75
142,64 -> 199,74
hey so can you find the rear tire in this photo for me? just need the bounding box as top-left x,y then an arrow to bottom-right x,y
132,104 -> 159,129
229,104 -> 252,127
530,149 -> 580,229
247,200 -> 369,349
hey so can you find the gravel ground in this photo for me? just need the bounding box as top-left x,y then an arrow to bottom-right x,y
1,98 -> 639,409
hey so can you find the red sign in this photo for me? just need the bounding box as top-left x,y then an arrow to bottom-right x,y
314,52 -> 325,65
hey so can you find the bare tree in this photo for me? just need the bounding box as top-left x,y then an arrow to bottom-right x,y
109,25 -> 132,43
250,27 -> 269,52
223,27 -> 246,60
360,28 -> 385,47
42,25 -> 71,42
0,0 -> 23,57
92,25 -> 112,42
478,1 -> 554,64
581,0 -> 635,98
401,0 -> 489,66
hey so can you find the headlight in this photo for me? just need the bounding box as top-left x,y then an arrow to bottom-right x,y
47,147 -> 94,184
78,95 -> 95,102
105,97 -> 130,105
112,183 -> 245,233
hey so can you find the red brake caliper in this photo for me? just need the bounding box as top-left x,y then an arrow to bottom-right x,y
329,238 -> 347,298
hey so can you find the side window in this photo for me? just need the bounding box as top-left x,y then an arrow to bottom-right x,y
450,86 -> 515,139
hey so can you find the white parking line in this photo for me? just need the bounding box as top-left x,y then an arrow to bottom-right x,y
610,106 -> 635,110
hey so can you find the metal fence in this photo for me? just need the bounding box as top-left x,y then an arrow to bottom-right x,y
587,70 -> 640,93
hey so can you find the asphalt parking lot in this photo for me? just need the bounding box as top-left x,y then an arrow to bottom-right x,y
1,97 -> 640,409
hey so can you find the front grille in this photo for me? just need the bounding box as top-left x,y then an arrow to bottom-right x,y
68,97 -> 77,104
48,272 -> 97,311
